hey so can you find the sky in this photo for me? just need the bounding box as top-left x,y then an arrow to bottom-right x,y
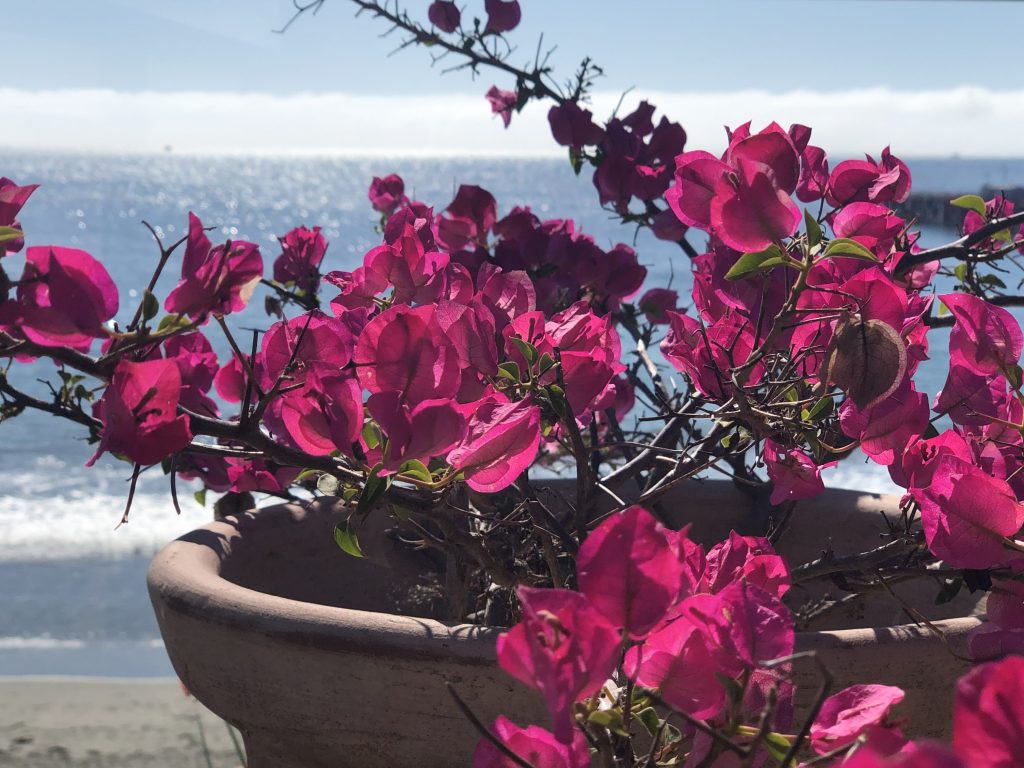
4,0 -> 1024,157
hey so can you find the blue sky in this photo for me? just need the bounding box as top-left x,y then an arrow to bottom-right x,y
5,0 -> 1024,155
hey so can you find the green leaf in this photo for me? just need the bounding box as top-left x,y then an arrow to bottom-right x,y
356,464 -> 391,517
497,361 -> 521,382
978,274 -> 1007,290
58,373 -> 85,388
1006,364 -> 1023,390
935,577 -> 963,605
0,400 -> 25,424
397,459 -> 432,483
293,468 -> 320,484
823,237 -> 878,262
807,396 -> 835,421
0,226 -> 23,245
762,732 -> 791,764
156,314 -> 192,332
509,336 -> 538,366
635,707 -> 662,737
663,723 -> 683,745
316,473 -> 340,495
736,426 -> 753,447
361,422 -> 381,450
569,148 -> 584,176
194,488 -> 207,507
587,709 -> 628,737
333,521 -> 364,558
950,194 -> 987,217
717,673 -> 745,710
537,353 -> 557,376
804,430 -> 823,458
804,209 -> 822,249
547,384 -> 568,420
953,264 -> 969,284
725,245 -> 787,280
141,289 -> 160,321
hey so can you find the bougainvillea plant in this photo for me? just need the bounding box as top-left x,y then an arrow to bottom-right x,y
4,0 -> 1024,764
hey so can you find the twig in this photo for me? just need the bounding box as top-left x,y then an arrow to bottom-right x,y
601,398 -> 700,491
873,569 -> 973,663
216,316 -> 265,406
640,689 -> 746,757
762,652 -> 833,766
445,683 -> 534,768
642,712 -> 673,767
517,477 -> 566,587
554,348 -> 595,540
169,453 -> 183,516
791,538 -> 920,584
0,374 -> 102,431
896,210 -> 1024,271
117,463 -> 142,528
0,332 -> 109,378
192,699 -> 217,768
127,222 -> 189,333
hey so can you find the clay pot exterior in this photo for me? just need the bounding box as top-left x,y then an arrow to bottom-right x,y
148,482 -> 982,768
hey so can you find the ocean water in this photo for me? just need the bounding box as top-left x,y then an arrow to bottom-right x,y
0,152 -> 1021,675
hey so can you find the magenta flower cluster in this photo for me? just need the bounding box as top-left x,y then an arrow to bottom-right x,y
0,173 -> 651,500
478,507 -> 1024,767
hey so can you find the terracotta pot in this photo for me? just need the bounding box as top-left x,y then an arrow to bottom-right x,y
148,481 -> 983,768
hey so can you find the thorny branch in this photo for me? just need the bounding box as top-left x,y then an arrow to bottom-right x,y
280,0 -> 701,258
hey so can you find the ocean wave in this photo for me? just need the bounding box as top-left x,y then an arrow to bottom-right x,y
0,636 -> 86,650
0,467 -> 216,562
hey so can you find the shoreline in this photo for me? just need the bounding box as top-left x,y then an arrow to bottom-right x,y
0,640 -> 175,678
0,677 -> 242,767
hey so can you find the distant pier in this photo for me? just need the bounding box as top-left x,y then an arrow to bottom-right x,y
900,186 -> 1024,229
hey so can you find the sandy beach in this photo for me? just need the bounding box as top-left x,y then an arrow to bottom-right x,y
0,678 -> 243,767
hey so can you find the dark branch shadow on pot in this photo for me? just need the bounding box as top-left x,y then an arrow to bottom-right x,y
176,526 -> 238,561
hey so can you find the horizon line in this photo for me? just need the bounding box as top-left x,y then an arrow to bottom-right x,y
3,145 -> 1024,162
3,85 -> 1024,158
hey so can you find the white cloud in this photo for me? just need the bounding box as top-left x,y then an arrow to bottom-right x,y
636,87 -> 1024,158
2,86 -> 1022,157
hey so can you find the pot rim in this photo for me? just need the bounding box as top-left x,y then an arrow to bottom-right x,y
147,496 -> 984,663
